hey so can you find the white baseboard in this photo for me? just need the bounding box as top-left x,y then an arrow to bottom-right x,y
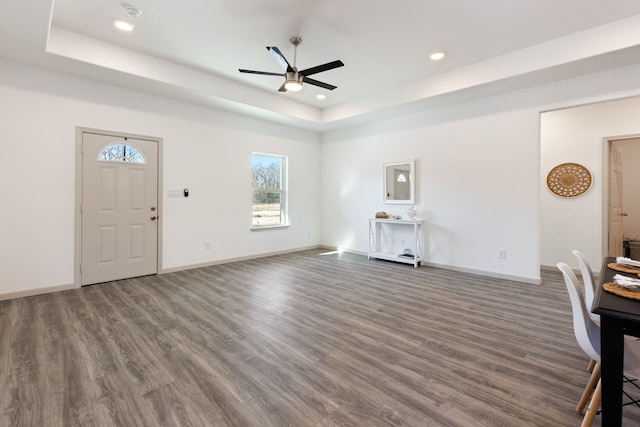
329,246 -> 542,284
1,247 -> 322,301
422,261 -> 542,285
0,283 -> 76,301
541,263 -> 596,276
162,245 -> 322,274
2,246 -> 542,301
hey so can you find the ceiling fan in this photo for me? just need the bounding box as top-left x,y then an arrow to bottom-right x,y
239,37 -> 344,92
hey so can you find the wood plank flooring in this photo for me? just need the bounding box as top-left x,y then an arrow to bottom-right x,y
2,249 -> 640,426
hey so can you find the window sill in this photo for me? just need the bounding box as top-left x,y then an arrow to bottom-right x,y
250,224 -> 290,231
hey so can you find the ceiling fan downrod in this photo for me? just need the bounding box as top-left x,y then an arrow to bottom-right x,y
290,36 -> 302,70
285,37 -> 303,91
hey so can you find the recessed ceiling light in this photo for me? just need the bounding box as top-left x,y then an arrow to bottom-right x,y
316,94 -> 326,100
430,51 -> 446,61
113,19 -> 135,32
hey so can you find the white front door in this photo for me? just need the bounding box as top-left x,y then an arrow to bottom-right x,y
81,132 -> 159,285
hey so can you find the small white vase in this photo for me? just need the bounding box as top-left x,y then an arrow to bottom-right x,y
407,206 -> 417,219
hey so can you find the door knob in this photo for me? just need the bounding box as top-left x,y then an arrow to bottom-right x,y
150,207 -> 156,211
622,212 -> 629,217
150,216 -> 157,221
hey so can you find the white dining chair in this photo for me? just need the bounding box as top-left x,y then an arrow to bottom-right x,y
557,262 -> 640,427
572,250 -> 599,325
572,250 -> 600,373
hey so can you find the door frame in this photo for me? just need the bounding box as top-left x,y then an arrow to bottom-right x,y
602,133 -> 640,259
74,127 -> 163,288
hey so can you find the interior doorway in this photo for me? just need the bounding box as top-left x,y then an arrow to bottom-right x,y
607,136 -> 640,257
75,128 -> 162,286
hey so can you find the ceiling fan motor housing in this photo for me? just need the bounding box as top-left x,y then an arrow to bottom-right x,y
284,71 -> 303,91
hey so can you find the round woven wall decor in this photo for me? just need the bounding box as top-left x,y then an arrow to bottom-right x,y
546,162 -> 592,198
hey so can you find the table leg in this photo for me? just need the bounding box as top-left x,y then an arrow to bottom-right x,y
600,316 -> 625,426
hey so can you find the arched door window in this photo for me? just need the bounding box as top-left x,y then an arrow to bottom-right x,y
97,143 -> 146,164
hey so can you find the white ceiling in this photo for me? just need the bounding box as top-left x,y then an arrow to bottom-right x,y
3,0 -> 640,130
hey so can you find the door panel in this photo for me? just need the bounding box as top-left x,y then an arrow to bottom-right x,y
130,169 -> 145,209
609,143 -> 624,257
81,132 -> 158,285
99,227 -> 116,262
130,225 -> 144,259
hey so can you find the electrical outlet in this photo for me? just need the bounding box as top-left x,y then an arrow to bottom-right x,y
498,248 -> 506,259
205,241 -> 211,250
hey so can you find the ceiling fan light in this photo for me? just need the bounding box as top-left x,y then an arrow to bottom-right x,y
285,81 -> 302,92
284,72 -> 303,92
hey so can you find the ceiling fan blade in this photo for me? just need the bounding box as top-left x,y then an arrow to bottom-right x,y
299,60 -> 344,77
277,82 -> 287,92
266,47 -> 294,72
303,77 -> 337,91
238,69 -> 285,76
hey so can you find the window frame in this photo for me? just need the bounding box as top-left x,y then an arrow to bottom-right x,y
251,152 -> 289,229
97,142 -> 146,164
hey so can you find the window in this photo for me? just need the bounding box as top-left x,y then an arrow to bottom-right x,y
98,143 -> 145,163
252,153 -> 287,227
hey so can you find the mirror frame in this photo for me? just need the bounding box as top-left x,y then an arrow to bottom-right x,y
383,160 -> 415,204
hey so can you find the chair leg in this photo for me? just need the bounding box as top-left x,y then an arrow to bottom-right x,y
587,359 -> 596,373
581,379 -> 602,427
577,363 -> 601,413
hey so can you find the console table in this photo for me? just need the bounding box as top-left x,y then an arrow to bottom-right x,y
368,218 -> 424,267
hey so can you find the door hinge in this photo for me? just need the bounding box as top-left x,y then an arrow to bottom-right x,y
79,264 -> 82,273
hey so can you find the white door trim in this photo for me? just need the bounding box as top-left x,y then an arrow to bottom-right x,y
75,127 -> 163,288
602,133 -> 640,259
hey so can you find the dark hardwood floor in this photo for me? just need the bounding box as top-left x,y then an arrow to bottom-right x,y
1,249 -> 639,426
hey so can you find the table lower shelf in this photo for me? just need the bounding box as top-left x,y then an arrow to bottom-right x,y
368,251 -> 422,267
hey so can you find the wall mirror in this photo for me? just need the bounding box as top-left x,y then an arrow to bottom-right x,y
384,160 -> 415,204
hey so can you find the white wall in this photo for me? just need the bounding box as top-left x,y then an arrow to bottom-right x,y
0,59 -> 320,297
322,64 -> 640,283
5,59 -> 640,296
541,97 -> 640,272
321,100 -> 541,282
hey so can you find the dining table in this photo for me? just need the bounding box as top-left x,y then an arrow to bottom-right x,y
592,256 -> 640,426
